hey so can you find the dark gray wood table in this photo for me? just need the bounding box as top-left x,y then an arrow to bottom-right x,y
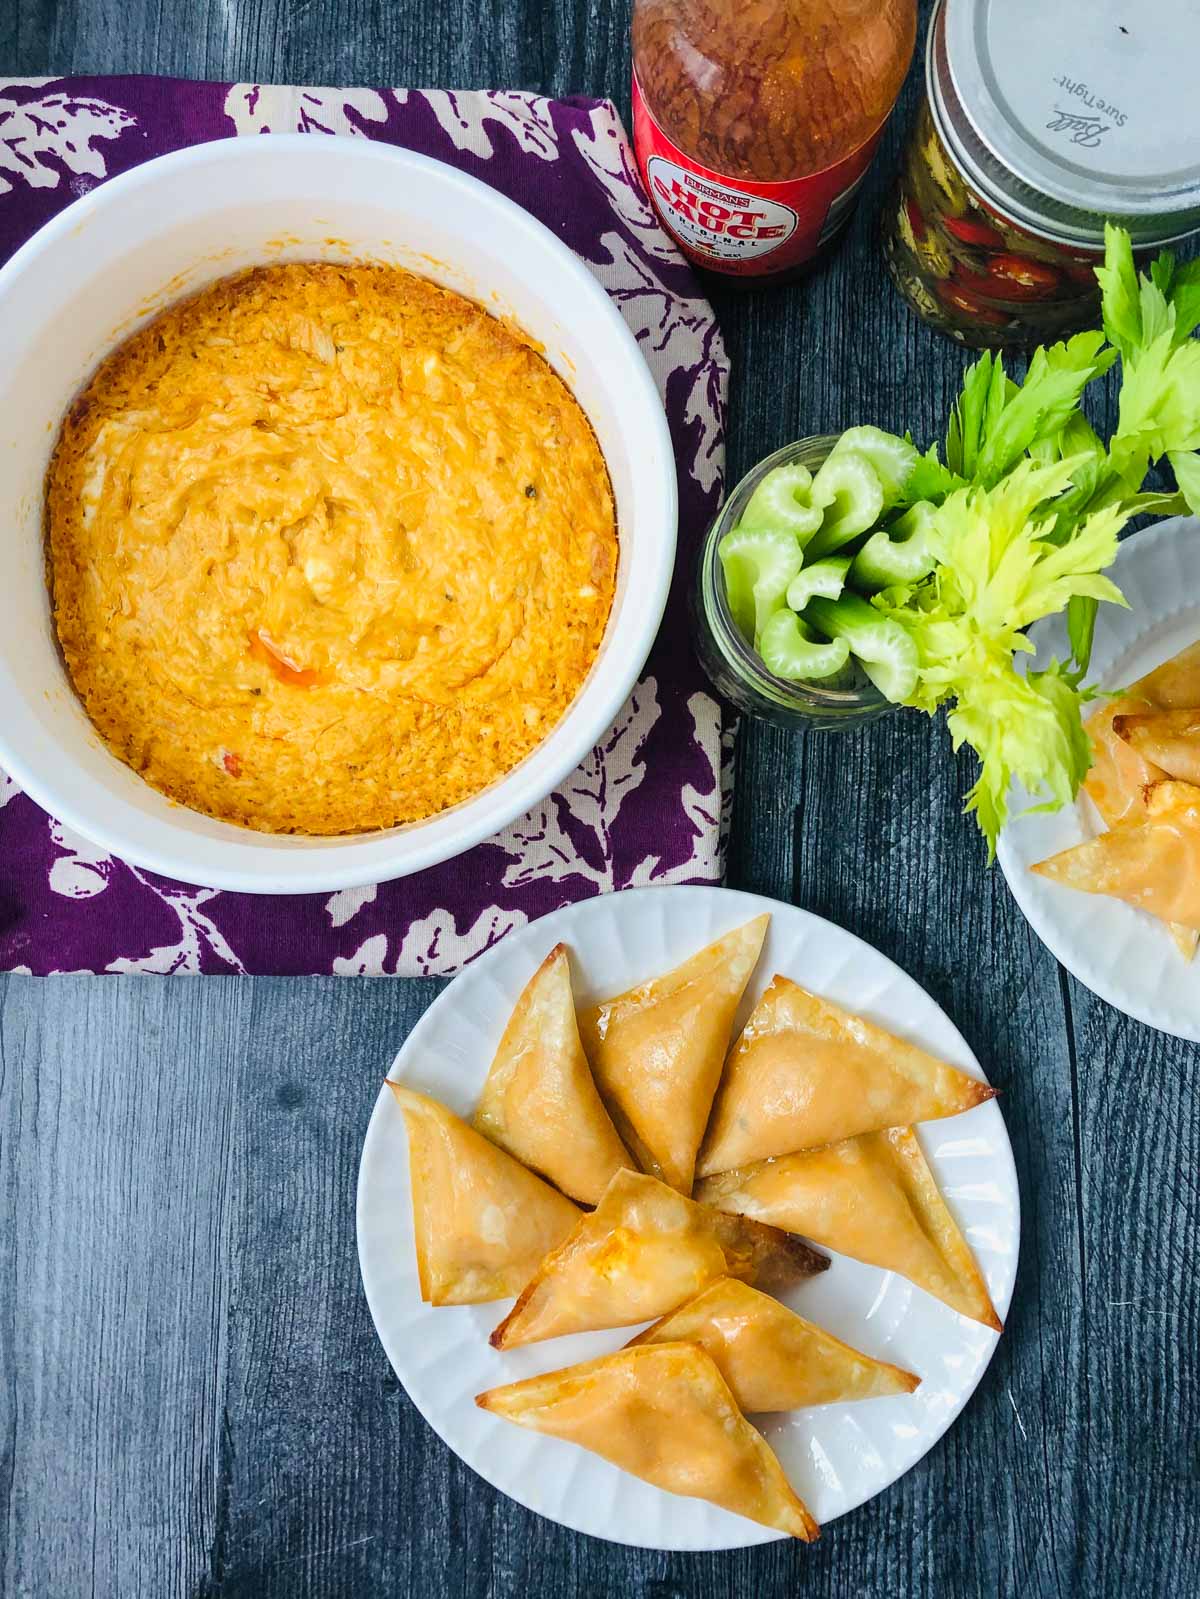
2,3 -> 1197,1595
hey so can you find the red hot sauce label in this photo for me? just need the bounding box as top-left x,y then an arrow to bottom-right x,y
632,72 -> 884,277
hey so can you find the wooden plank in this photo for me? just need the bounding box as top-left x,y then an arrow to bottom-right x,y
0,973 -> 446,1597
1058,979 -> 1200,1595
0,975 -> 250,1595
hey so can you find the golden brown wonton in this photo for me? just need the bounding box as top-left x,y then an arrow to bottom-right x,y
1032,779 -> 1200,933
696,1127 -> 1000,1330
578,915 -> 769,1193
1081,640 -> 1200,957
388,1083 -> 580,1306
1086,700 -> 1170,828
1111,710 -> 1200,786
698,975 -> 994,1176
628,1277 -> 919,1412
476,1342 -> 820,1540
490,1167 -> 827,1349
1084,640 -> 1200,824
473,944 -> 630,1205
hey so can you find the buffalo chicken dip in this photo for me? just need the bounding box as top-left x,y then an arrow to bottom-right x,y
46,262 -> 618,834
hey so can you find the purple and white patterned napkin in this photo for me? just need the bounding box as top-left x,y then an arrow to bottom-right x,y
0,79 -> 730,975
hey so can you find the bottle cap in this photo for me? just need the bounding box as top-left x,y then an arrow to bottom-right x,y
930,0 -> 1200,247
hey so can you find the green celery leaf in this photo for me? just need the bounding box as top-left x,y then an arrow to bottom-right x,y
1149,250 -> 1177,299
1004,503 -> 1127,630
1112,331 -> 1200,467
1040,411 -> 1109,541
974,331 -> 1115,487
1102,226 -> 1200,481
1056,409 -> 1106,479
1096,222 -> 1142,358
946,352 -> 997,479
1138,270 -> 1176,347
1169,448 -> 1200,513
900,443 -> 965,505
1147,249 -> 1200,346
1115,491 -> 1190,519
983,353 -> 1012,448
1066,594 -> 1097,673
874,465 -> 1129,855
951,659 -> 1093,860
1167,257 -> 1200,344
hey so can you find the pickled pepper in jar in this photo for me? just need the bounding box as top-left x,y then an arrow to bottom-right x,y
884,0 -> 1200,347
632,0 -> 918,282
884,99 -> 1105,348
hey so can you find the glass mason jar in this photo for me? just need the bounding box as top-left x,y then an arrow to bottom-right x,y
691,436 -> 893,731
884,0 -> 1200,348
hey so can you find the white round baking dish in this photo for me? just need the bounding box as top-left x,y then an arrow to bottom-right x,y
0,135 -> 677,894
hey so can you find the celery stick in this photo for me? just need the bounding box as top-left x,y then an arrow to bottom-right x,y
851,502 -> 938,591
826,425 -> 918,504
785,555 -> 851,612
739,461 -> 824,542
806,453 -> 885,555
804,593 -> 918,702
718,526 -> 804,647
759,608 -> 851,683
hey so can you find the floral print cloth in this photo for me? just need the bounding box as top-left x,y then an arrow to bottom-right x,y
0,79 -> 730,975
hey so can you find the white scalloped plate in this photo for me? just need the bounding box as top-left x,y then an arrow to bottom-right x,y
356,886 -> 1018,1550
998,517 -> 1200,1041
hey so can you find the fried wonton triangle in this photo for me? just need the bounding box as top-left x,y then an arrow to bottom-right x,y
1123,638 -> 1200,708
1083,646 -> 1200,959
388,1084 -> 580,1306
476,1342 -> 819,1541
628,1277 -> 919,1412
1083,637 -> 1200,826
1084,731 -> 1198,958
698,975 -> 994,1176
472,944 -> 631,1206
1112,710 -> 1200,786
490,1167 -> 828,1349
696,1127 -> 1000,1330
1085,696 -> 1169,827
578,914 -> 769,1192
1032,779 -> 1200,934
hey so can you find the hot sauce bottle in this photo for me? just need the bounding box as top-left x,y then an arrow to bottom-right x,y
632,0 -> 918,282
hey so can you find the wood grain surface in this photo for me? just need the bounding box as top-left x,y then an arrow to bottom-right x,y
2,2 -> 1197,1595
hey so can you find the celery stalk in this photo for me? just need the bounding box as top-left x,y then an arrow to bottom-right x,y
759,609 -> 851,683
851,502 -> 937,591
806,453 -> 885,555
826,426 -> 918,504
785,555 -> 851,612
718,526 -> 804,648
739,461 -> 824,542
804,593 -> 918,702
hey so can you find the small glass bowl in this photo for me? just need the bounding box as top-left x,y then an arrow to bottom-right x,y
691,436 -> 894,730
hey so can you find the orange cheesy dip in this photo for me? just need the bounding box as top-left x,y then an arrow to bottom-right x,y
46,263 -> 618,834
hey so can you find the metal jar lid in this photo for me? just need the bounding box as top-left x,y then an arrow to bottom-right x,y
927,0 -> 1200,249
